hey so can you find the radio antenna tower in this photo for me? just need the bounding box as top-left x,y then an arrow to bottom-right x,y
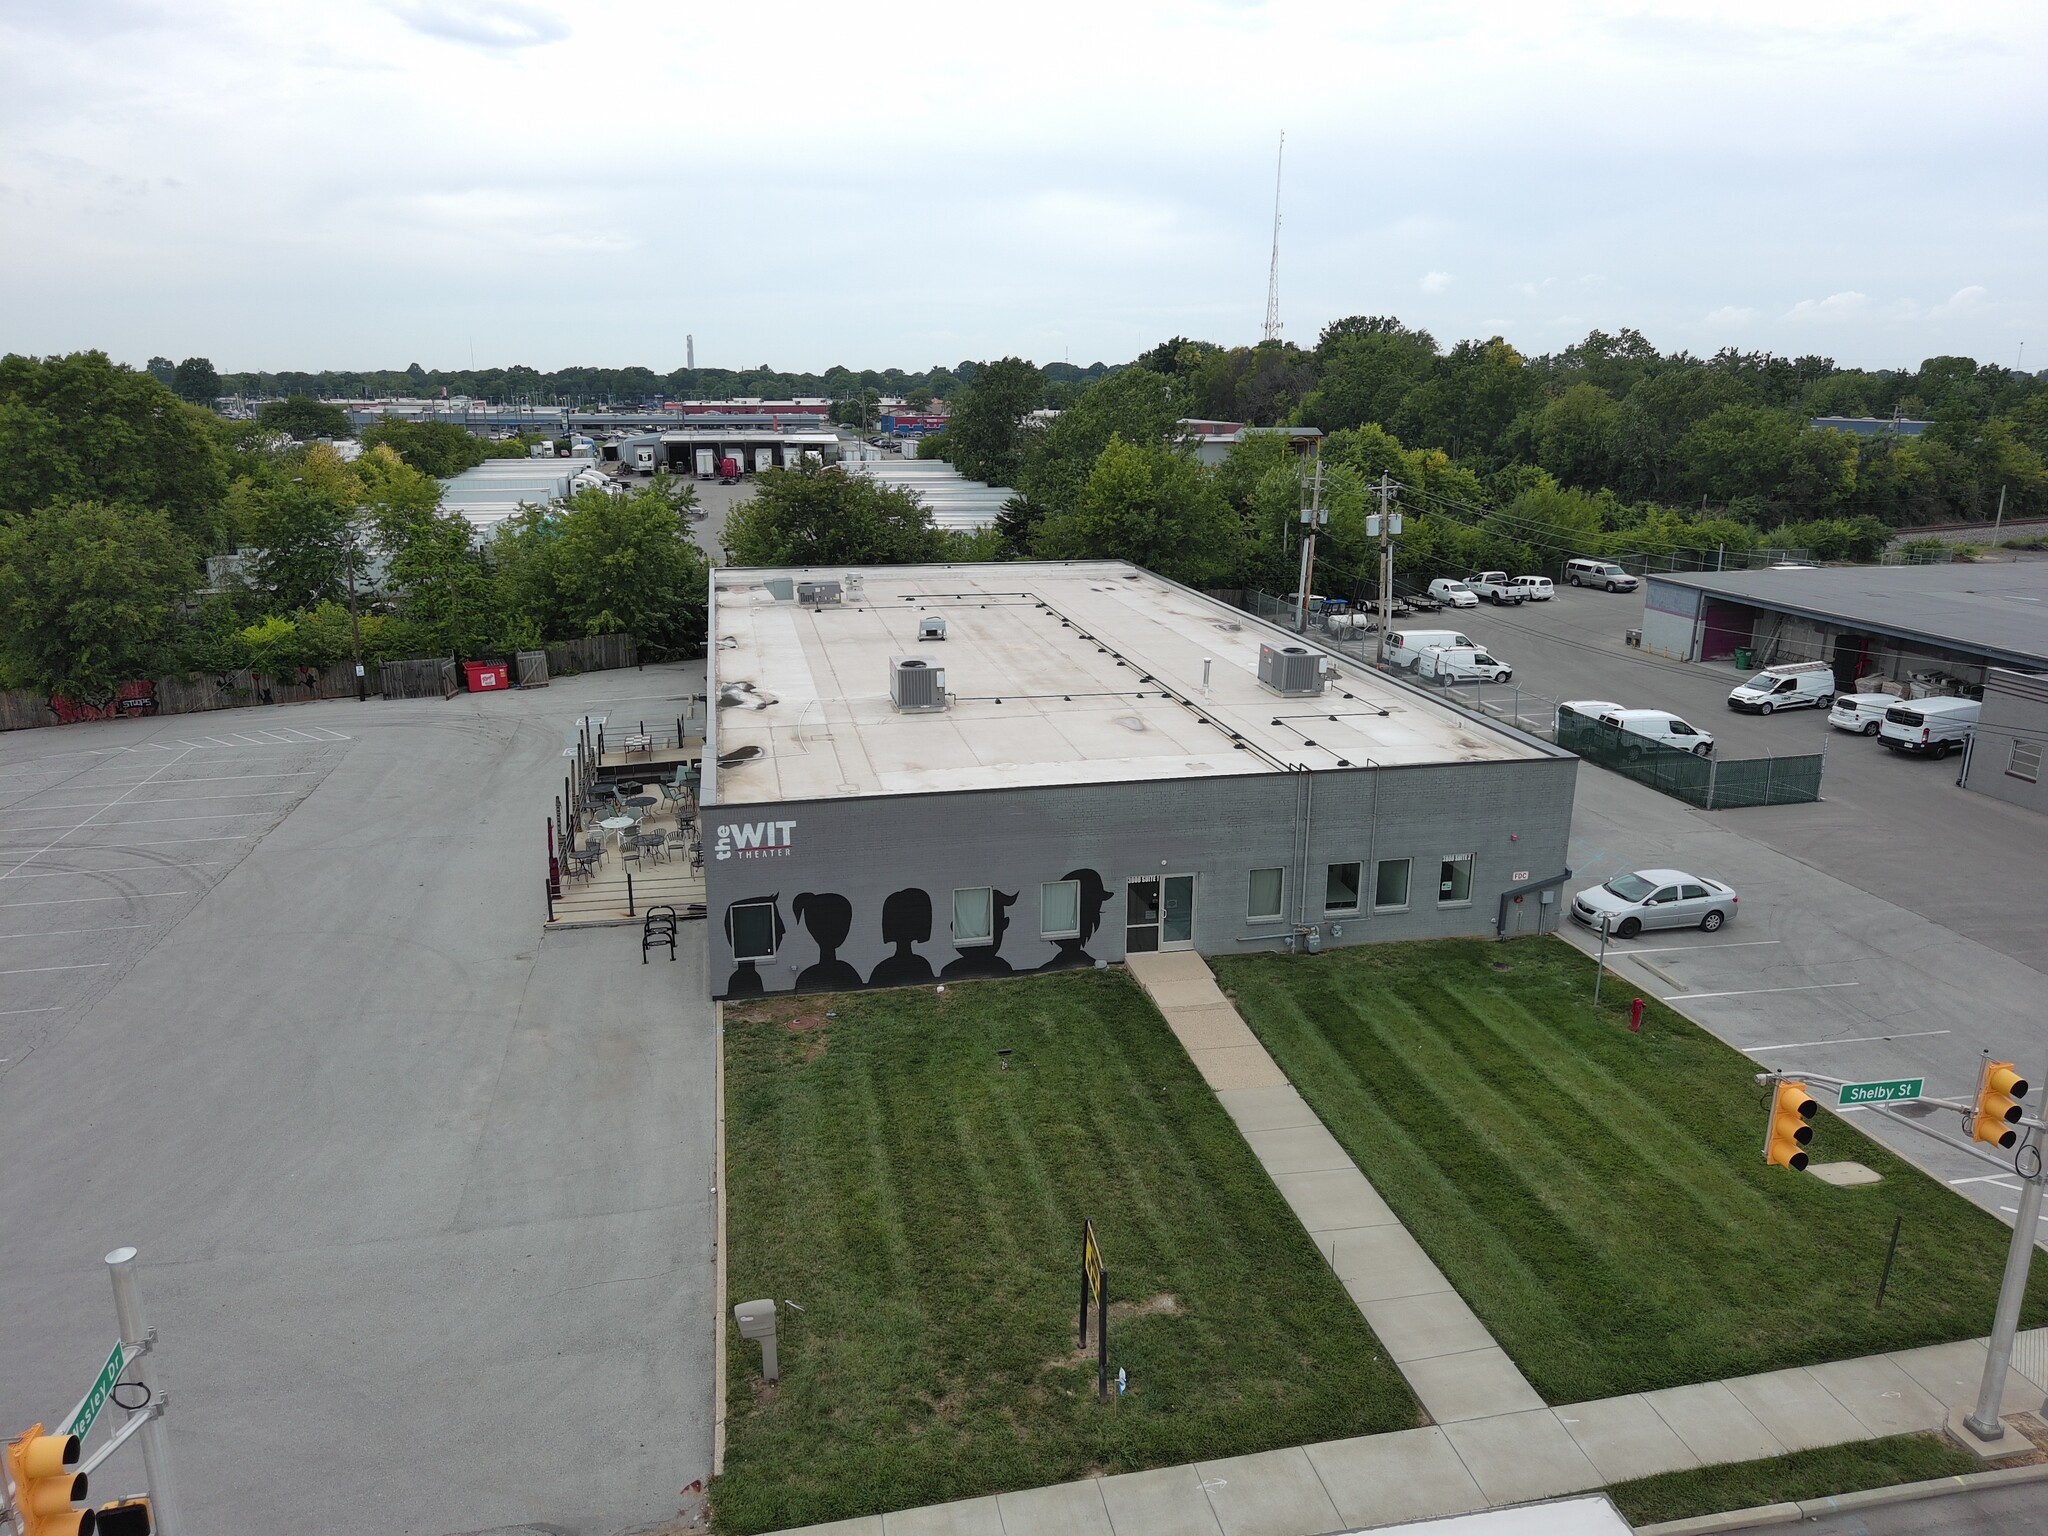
686,334 -> 695,369
1262,132 -> 1285,343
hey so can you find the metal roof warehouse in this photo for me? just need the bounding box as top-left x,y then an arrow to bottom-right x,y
1641,563 -> 2048,684
699,561 -> 1579,997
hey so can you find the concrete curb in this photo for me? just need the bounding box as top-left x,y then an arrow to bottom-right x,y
712,998 -> 728,1478
1634,1457 -> 2048,1534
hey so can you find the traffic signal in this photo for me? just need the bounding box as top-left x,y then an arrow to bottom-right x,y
4,1424 -> 95,1536
1972,1060 -> 2028,1149
1765,1080 -> 1817,1170
94,1500 -> 150,1536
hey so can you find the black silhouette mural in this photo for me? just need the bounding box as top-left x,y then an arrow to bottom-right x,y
1038,868 -> 1113,971
869,888 -> 936,987
722,895 -> 786,996
943,889 -> 1018,979
792,891 -> 863,992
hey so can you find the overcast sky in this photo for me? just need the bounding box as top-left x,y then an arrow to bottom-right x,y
2,1 -> 2042,377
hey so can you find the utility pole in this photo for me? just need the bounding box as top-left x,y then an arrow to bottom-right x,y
1371,473 -> 1401,667
344,519 -> 367,702
1293,451 -> 1325,634
1993,484 -> 2007,541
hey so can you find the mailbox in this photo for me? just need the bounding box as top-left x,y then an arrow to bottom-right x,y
735,1298 -> 779,1382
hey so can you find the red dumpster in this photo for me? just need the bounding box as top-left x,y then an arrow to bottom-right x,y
464,661 -> 510,692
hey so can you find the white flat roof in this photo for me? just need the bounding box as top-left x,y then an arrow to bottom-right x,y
707,561 -> 1545,804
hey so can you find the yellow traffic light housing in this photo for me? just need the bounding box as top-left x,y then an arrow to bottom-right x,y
1765,1080 -> 1817,1170
5,1424 -> 95,1536
1972,1060 -> 2028,1149
94,1499 -> 151,1536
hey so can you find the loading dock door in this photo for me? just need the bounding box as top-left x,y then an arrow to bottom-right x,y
756,447 -> 775,472
1700,601 -> 1755,661
1832,633 -> 1870,690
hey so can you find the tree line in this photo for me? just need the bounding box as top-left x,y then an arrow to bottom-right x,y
0,352 -> 711,706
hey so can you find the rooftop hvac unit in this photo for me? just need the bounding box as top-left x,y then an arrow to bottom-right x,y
845,573 -> 866,602
890,655 -> 947,712
797,580 -> 842,606
1258,643 -> 1326,697
918,616 -> 947,641
763,577 -> 795,602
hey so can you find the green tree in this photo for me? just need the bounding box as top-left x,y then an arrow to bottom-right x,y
173,356 -> 221,406
1296,323 -> 1438,433
721,465 -> 945,567
1529,383 -> 1626,489
1031,434 -> 1241,585
358,417 -> 492,477
498,481 -> 710,654
0,500 -> 198,702
942,357 -> 1043,486
146,356 -> 177,387
0,351 -> 227,545
256,396 -> 352,441
227,443 -> 360,610
1018,367 -> 1183,516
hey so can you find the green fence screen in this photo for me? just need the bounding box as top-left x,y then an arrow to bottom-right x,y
1556,709 -> 1823,809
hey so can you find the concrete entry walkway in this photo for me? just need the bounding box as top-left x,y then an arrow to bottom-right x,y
1123,950 -> 1545,1429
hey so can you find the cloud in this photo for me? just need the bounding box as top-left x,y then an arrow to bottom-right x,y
1704,305 -> 1760,326
1783,290 -> 1870,322
1930,284 -> 1987,319
1419,271 -> 1453,294
383,2 -> 567,50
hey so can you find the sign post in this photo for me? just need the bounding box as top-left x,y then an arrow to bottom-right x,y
1079,1219 -> 1108,1402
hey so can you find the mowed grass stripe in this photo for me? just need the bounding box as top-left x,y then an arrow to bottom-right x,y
718,969 -> 1415,1533
1213,938 -> 2048,1405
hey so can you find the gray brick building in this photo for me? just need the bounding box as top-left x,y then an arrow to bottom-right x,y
702,562 -> 1579,997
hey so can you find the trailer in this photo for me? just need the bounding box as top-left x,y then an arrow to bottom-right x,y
695,448 -> 716,478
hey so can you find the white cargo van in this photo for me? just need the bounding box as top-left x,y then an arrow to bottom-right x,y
1828,693 -> 1894,736
1420,646 -> 1512,683
1385,629 -> 1476,670
1598,708 -> 1715,757
1878,698 -> 1979,758
1728,660 -> 1835,714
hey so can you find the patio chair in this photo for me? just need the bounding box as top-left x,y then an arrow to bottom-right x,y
619,838 -> 643,870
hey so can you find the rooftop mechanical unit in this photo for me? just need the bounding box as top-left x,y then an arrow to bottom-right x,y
1258,643 -> 1327,697
889,655 -> 947,712
917,616 -> 947,642
797,580 -> 843,606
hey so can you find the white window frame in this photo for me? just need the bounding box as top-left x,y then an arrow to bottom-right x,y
1040,879 -> 1081,939
1373,858 -> 1412,913
730,900 -> 780,961
2009,739 -> 2042,783
1325,861 -> 1362,914
1247,867 -> 1285,923
1437,853 -> 1475,908
953,886 -> 994,946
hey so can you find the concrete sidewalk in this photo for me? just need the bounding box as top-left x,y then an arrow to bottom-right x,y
1125,950 -> 1545,1430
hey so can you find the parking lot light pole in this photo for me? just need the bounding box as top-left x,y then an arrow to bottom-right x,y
344,524 -> 367,702
1593,914 -> 1612,1005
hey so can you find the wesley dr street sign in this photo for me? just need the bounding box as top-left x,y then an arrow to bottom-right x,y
62,1339 -> 132,1441
1838,1077 -> 1925,1107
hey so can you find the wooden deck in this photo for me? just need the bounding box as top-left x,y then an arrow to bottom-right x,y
550,800 -> 707,928
593,740 -> 704,776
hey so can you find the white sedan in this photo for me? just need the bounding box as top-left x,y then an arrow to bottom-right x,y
1570,868 -> 1738,938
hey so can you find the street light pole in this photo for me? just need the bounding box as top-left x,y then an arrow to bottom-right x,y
1963,1129 -> 2044,1441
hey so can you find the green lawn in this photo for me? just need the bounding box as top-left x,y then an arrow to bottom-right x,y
1606,1433 -> 1985,1525
1211,937 -> 2048,1405
714,969 -> 1417,1534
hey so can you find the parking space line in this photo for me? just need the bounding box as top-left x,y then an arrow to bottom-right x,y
0,836 -> 253,856
2,862 -> 233,881
2,792 -> 298,811
0,925 -> 143,940
1953,1175 -> 2023,1190
0,962 -> 112,976
0,893 -> 191,908
2,812 -> 273,833
0,1006 -> 64,1017
0,749 -> 196,880
1622,940 -> 1783,954
1749,1028 -> 1950,1052
1665,982 -> 1862,1001
93,772 -> 323,786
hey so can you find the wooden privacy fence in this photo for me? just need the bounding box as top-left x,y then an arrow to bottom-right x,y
0,661 -> 367,732
547,634 -> 636,674
379,657 -> 459,700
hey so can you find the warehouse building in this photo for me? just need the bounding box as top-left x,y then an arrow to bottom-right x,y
701,562 -> 1578,997
1959,668 -> 2048,814
1640,564 -> 2048,695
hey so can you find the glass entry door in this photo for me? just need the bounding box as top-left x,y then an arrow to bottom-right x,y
1126,875 -> 1194,953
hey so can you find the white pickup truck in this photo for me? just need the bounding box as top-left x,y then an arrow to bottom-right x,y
1467,571 -> 1529,606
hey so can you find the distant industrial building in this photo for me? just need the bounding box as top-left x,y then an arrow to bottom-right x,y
439,456 -> 605,532
597,430 -> 839,477
1640,564 -> 2048,693
1810,416 -> 1930,437
700,561 -> 1577,998
841,460 -> 1015,530
1182,421 -> 1322,466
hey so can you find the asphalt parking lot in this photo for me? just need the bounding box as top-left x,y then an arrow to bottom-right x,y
0,668 -> 716,1536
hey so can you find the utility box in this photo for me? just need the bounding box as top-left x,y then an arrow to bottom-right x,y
918,616 -> 947,642
797,580 -> 843,607
734,1298 -> 779,1382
